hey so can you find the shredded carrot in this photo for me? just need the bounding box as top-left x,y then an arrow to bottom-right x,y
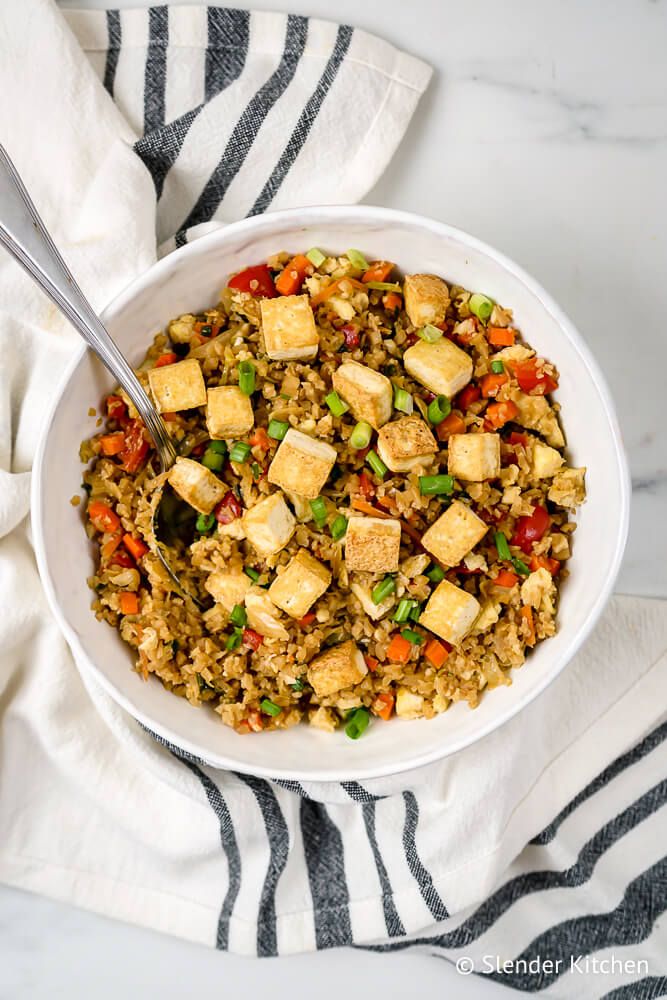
485,400 -> 519,429
249,427 -> 271,451
351,497 -> 390,518
372,693 -> 395,720
382,291 -> 403,312
480,373 -> 509,398
493,569 -> 519,588
362,261 -> 394,283
376,494 -> 398,513
424,639 -> 449,668
520,605 -> 536,646
436,412 -> 466,440
487,326 -> 516,347
99,432 -> 125,456
119,592 -> 139,615
275,254 -> 312,296
386,633 -> 412,663
310,277 -> 366,307
123,533 -> 149,561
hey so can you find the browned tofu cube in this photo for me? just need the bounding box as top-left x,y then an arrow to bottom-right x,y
147,358 -> 207,413
268,549 -> 332,619
403,274 -> 450,328
307,640 -> 368,697
376,416 -> 438,473
421,500 -> 488,567
260,294 -> 319,360
267,428 -> 337,500
403,338 -> 473,398
345,516 -> 401,574
419,579 -> 480,646
242,491 -> 296,558
167,457 -> 226,514
447,432 -> 500,481
206,385 -> 254,439
332,361 -> 393,429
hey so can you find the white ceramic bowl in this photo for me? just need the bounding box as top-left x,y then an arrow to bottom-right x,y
32,206 -> 630,781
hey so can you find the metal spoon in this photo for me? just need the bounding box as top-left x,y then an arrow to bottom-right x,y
0,143 -> 204,608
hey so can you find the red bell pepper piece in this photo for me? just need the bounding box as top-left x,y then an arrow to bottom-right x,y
119,419 -> 150,473
457,384 -> 481,409
341,324 -> 360,350
512,504 -> 551,554
358,470 -> 375,499
228,264 -> 277,298
214,491 -> 243,524
243,628 -> 264,651
510,358 -> 558,395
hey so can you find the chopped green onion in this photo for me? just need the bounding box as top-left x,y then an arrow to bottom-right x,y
207,440 -> 227,454
426,564 -> 446,584
230,441 -> 251,463
238,360 -> 256,395
291,677 -> 305,692
230,604 -> 247,628
494,531 -> 511,561
244,566 -> 260,582
469,293 -> 494,322
195,512 -> 216,534
491,360 -> 505,374
349,420 -> 372,450
419,474 -> 455,496
225,630 -> 242,651
251,462 -> 261,480
325,391 -> 349,418
367,450 -> 388,479
393,386 -> 413,415
511,556 -> 531,576
417,324 -> 443,343
365,281 -> 402,292
268,418 -> 289,440
260,697 -> 282,717
346,248 -> 369,270
401,628 -> 425,646
202,448 -> 225,472
408,602 -> 422,623
200,324 -> 212,337
394,598 -> 417,624
306,247 -> 326,267
345,707 -> 370,740
427,395 -> 451,424
310,496 -> 328,529
372,575 -> 396,604
331,515 -> 348,541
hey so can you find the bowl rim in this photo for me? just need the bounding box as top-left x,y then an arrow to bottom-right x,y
31,204 -> 631,780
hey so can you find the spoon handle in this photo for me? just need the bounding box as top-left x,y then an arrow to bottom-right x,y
0,143 -> 176,467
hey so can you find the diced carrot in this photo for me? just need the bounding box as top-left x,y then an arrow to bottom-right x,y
123,533 -> 149,561
362,261 -> 394,283
109,549 -> 135,569
493,569 -> 519,588
372,692 -> 395,720
275,254 -> 312,296
310,277 -> 366,307
247,709 -> 264,732
249,427 -> 271,451
457,384 -> 481,409
424,639 -> 449,668
530,554 -> 561,576
436,413 -> 466,440
99,432 -> 126,456
236,720 -> 252,735
507,431 -> 528,447
119,592 -> 139,615
155,352 -> 178,367
297,612 -> 317,628
101,532 -> 122,560
480,373 -> 509,398
487,326 -> 516,347
520,605 -> 536,646
364,655 -> 379,673
386,633 -> 412,664
105,394 -> 127,420
485,400 -> 518,429
358,470 -> 375,499
382,292 -> 403,312
88,500 -> 120,534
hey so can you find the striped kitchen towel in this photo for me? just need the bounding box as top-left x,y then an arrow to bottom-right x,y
0,3 -> 666,998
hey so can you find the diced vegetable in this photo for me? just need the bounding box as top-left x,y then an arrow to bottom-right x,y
457,384 -> 481,409
306,247 -> 326,267
122,534 -> 148,560
511,504 -> 550,553
244,566 -> 260,583
383,292 -> 403,312
357,470 -> 375,499
229,441 -> 251,463
511,556 -> 531,576
401,628 -> 424,645
119,592 -> 139,615
226,630 -> 242,651
393,598 -> 418,623
341,324 -> 360,350
480,373 -> 508,398
325,391 -> 349,417
530,554 -> 561,576
106,395 -> 126,421
372,575 -> 396,604
424,638 -> 449,668
469,293 -> 494,322
215,490 -> 243,523
491,360 -> 505,374
310,277 -> 366,307
426,564 -> 446,584
155,352 -> 178,368
119,419 -> 150,474
202,445 -> 225,471
99,433 -> 125,456
346,248 -> 369,270
238,360 -> 256,395
228,264 -> 277,298
520,605 -> 536,646
485,400 -> 518,429
365,655 -> 379,672
88,500 -> 121,534
417,324 -> 443,343
510,358 -> 558,395
365,281 -> 402,292
494,531 -> 511,561
291,677 -> 305,691
243,628 -> 264,651
419,474 -> 455,496
393,386 -> 413,415
386,633 -> 412,663
296,612 -> 316,628
310,496 -> 328,529
267,419 -> 289,441
260,697 -> 282,717
492,569 -> 518,588
507,431 -> 529,447
427,395 -> 451,424
488,326 -> 516,347
366,450 -> 388,479
331,515 -> 348,541
195,512 -> 216,534
230,604 -> 248,628
345,706 -> 370,740
350,421 -> 373,450
372,693 -> 395,721
247,428 -> 269,451
436,412 -> 466,440
275,254 -> 312,296
362,261 -> 394,283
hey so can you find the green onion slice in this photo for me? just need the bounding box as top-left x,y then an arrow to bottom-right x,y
427,394 -> 451,424
229,441 -> 251,463
225,630 -> 242,651
426,564 -> 446,584
208,440 -> 227,454
195,512 -> 216,534
331,514 -> 348,541
511,556 -> 531,576
230,604 -> 247,628
393,386 -> 413,415
202,448 -> 225,472
491,360 -> 505,374
365,281 -> 402,292
401,627 -> 425,645
372,575 -> 396,605
345,707 -> 370,740
494,531 -> 511,561
346,248 -> 369,271
268,418 -> 289,440
393,598 -> 417,623
419,474 -> 454,496
310,496 -> 328,528
349,420 -> 372,450
417,324 -> 443,343
260,697 -> 282,717
367,450 -> 388,479
238,360 -> 256,395
244,566 -> 260,582
469,293 -> 494,322
408,602 -> 422,623
325,391 -> 349,418
291,677 -> 305,692
306,247 -> 326,267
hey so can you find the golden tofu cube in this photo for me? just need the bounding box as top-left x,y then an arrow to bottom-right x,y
345,516 -> 401,574
403,339 -> 473,398
403,274 -> 450,328
167,457 -> 226,514
531,440 -> 564,479
245,588 -> 289,640
395,687 -> 425,719
268,549 -> 332,619
147,358 -> 207,413
307,640 -> 368,697
260,294 -> 319,360
267,428 -> 337,500
448,432 -> 500,481
548,467 -> 586,508
421,499 -> 488,567
332,361 -> 393,430
242,491 -> 296,558
205,571 -> 251,612
376,416 -> 438,473
419,579 -> 481,646
513,392 -> 565,448
206,385 -> 254,439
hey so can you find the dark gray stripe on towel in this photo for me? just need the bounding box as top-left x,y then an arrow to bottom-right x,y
300,798 -> 353,949
402,791 -> 449,921
362,802 -> 406,938
143,5 -> 168,134
602,976 -> 667,999
103,10 -> 122,97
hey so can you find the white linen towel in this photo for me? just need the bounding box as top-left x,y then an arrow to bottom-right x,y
0,4 -> 665,997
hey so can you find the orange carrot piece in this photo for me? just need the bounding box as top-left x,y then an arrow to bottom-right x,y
436,412 -> 466,441
485,400 -> 518,429
119,592 -> 139,615
351,497 -> 391,518
386,633 -> 412,664
98,433 -> 126,456
123,533 -> 149,561
424,639 -> 449,668
275,254 -> 312,296
530,554 -> 561,576
382,291 -> 403,312
520,605 -> 536,646
372,693 -> 395,720
364,655 -> 379,673
480,373 -> 509,398
310,277 -> 366,307
487,326 -> 516,347
249,427 -> 271,451
88,500 -> 120,534
493,569 -> 519,588
297,612 -> 317,628
362,261 -> 394,283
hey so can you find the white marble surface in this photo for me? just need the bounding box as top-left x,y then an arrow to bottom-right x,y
3,0 -> 666,997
